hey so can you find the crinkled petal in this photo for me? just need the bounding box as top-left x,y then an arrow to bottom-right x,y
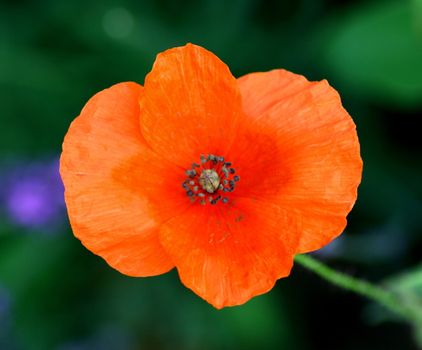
61,82 -> 178,276
159,199 -> 298,308
140,43 -> 244,166
237,70 -> 362,253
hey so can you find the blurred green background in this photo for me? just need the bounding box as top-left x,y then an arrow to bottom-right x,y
1,0 -> 421,349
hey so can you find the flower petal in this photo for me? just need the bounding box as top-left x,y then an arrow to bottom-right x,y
61,82 -> 176,276
140,43 -> 243,166
159,199 -> 298,308
237,70 -> 362,253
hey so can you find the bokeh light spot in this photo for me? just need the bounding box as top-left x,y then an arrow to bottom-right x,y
103,7 -> 134,39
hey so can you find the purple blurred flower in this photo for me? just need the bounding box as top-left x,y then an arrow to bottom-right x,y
0,157 -> 65,231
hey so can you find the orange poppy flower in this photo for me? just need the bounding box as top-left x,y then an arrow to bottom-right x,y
60,43 -> 362,308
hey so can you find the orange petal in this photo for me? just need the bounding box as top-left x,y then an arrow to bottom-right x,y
237,70 -> 362,254
159,199 -> 298,308
140,43 -> 244,167
60,82 -> 176,276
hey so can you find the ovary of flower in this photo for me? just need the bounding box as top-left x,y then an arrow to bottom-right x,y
198,169 -> 220,193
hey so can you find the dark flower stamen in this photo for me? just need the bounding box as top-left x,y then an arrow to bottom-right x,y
182,154 -> 239,205
186,169 -> 196,177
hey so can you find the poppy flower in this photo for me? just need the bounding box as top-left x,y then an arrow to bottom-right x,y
60,43 -> 362,308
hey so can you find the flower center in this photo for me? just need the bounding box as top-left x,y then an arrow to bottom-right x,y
182,154 -> 240,205
198,169 -> 220,193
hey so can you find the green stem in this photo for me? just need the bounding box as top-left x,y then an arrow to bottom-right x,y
294,254 -> 421,324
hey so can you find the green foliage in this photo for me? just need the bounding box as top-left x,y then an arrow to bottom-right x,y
386,265 -> 422,347
317,1 -> 422,108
